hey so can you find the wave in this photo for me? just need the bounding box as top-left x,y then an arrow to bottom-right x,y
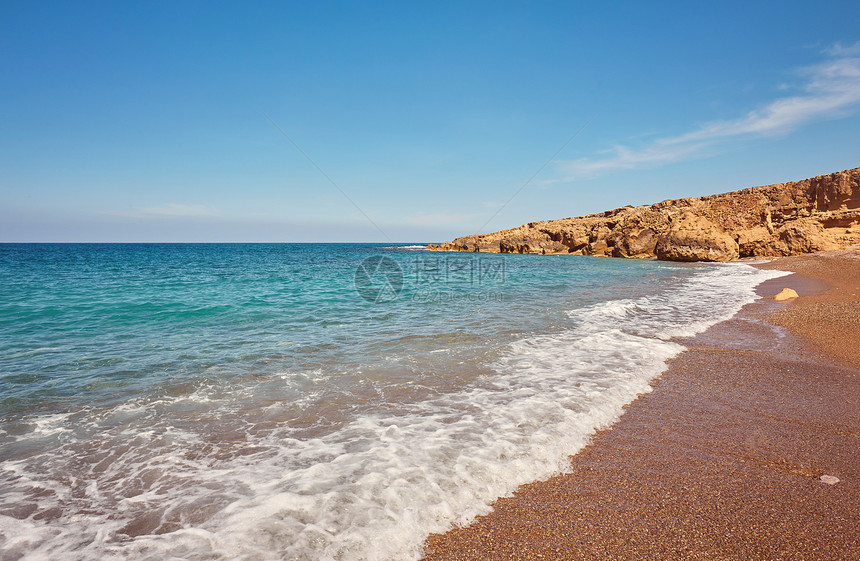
0,263 -> 790,560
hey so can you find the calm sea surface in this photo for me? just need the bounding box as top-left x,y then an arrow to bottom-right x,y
0,243 -> 788,560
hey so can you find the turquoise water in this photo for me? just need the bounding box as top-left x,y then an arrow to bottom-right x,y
0,244 -> 787,560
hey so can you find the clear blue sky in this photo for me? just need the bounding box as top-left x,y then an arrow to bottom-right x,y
2,1 -> 859,242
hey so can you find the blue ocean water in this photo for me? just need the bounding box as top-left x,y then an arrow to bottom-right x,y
0,244 -> 787,560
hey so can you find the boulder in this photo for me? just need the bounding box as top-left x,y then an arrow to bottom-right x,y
776,219 -> 837,254
736,226 -> 775,258
655,213 -> 739,262
611,228 -> 658,258
773,288 -> 799,301
587,239 -> 610,256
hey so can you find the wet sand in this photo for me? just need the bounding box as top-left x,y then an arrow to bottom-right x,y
423,250 -> 860,560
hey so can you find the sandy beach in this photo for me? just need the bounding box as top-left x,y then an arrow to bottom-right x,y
423,250 -> 860,560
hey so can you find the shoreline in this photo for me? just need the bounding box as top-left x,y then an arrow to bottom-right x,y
423,249 -> 860,560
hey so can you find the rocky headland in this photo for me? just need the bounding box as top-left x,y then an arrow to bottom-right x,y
428,167 -> 860,262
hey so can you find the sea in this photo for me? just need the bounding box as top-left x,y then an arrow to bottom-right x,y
0,243 -> 789,561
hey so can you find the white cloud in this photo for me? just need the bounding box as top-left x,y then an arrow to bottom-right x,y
558,46 -> 860,179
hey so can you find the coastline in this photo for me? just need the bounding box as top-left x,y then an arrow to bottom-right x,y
423,249 -> 860,560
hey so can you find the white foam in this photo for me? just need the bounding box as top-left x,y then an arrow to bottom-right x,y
0,342 -> 683,560
0,263 -> 789,561
570,263 -> 791,340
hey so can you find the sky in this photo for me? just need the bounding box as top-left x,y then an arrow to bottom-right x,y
2,1 -> 859,242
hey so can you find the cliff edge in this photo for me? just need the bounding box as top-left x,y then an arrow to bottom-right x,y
428,167 -> 860,262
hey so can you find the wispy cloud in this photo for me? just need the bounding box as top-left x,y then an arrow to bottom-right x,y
558,44 -> 860,179
102,203 -> 216,218
138,203 -> 215,217
825,40 -> 860,57
402,212 -> 480,227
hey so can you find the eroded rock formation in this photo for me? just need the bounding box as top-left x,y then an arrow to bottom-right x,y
428,167 -> 860,262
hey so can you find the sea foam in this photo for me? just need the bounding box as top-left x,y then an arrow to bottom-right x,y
0,261 -> 790,561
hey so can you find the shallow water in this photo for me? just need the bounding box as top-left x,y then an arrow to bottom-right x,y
0,244 -> 789,560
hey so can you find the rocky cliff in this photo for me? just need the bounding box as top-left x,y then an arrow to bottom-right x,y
428,167 -> 860,262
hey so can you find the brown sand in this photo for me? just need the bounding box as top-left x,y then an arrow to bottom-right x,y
756,250 -> 860,370
423,250 -> 860,560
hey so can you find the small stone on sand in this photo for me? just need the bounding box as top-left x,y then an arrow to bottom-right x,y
819,475 -> 840,485
774,288 -> 799,301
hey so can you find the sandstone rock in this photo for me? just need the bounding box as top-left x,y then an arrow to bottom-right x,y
736,226 -> 775,258
819,475 -> 840,485
587,239 -> 610,256
547,226 -> 590,251
655,213 -> 739,262
429,167 -> 860,262
611,228 -> 658,258
497,227 -> 561,254
773,288 -> 799,301
776,219 -> 837,254
590,226 -> 612,242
